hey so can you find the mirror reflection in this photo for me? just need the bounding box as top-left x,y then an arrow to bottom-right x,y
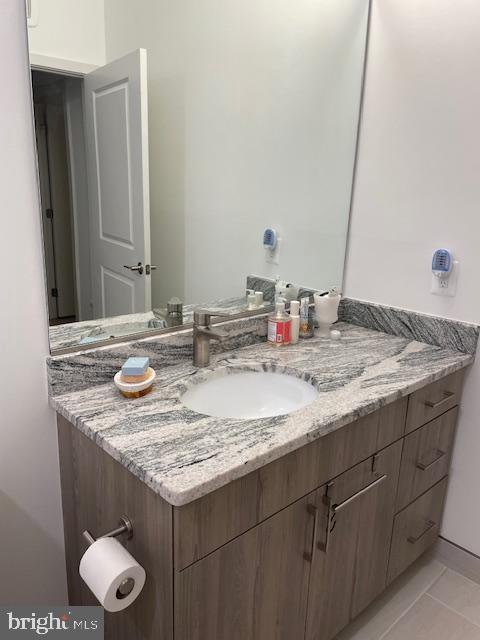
27,0 -> 370,352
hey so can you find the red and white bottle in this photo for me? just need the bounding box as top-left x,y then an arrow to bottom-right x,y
267,302 -> 291,346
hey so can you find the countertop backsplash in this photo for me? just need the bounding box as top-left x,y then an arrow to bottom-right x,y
338,298 -> 479,355
47,277 -> 478,398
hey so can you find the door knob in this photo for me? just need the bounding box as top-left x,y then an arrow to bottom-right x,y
145,265 -> 157,275
123,262 -> 144,275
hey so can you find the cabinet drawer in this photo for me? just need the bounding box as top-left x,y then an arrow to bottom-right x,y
406,370 -> 464,434
396,407 -> 458,512
388,477 -> 448,584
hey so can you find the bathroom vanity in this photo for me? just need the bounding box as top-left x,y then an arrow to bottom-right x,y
50,303 -> 477,640
24,1 -> 478,630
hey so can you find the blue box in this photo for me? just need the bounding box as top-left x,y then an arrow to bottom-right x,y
121,357 -> 150,376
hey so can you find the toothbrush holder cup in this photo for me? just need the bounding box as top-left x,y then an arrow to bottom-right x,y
314,293 -> 341,337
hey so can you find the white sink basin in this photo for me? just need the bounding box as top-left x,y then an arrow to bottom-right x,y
181,370 -> 318,419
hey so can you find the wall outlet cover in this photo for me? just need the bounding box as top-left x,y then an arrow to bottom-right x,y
431,260 -> 459,297
265,237 -> 281,265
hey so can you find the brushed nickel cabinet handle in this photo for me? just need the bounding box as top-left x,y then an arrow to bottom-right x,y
304,503 -> 318,562
333,475 -> 387,514
317,476 -> 387,555
416,448 -> 447,471
317,482 -> 335,554
408,519 -> 437,544
424,390 -> 455,409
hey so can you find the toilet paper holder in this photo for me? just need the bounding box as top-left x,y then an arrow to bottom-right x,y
82,515 -> 136,599
82,514 -> 134,547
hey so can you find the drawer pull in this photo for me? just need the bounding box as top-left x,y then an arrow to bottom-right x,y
416,448 -> 447,471
424,391 -> 455,409
333,474 -> 387,514
408,519 -> 437,544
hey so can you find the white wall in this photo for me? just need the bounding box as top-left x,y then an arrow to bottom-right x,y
180,0 -> 368,302
104,0 -> 369,305
28,0 -> 105,66
345,0 -> 480,555
0,1 -> 67,604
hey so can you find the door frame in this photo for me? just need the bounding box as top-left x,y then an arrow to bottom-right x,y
30,54 -> 97,77
32,62 -> 93,321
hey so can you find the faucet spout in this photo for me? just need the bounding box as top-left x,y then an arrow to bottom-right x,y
195,326 -> 229,342
193,309 -> 231,367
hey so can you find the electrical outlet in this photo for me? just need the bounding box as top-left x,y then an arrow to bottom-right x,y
265,237 -> 281,265
431,260 -> 459,297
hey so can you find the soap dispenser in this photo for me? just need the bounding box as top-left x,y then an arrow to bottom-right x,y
268,301 -> 291,346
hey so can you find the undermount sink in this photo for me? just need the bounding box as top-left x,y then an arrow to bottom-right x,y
181,370 -> 318,419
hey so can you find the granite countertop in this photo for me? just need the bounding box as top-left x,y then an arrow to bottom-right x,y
50,321 -> 473,507
48,272 -> 318,352
49,296 -> 256,351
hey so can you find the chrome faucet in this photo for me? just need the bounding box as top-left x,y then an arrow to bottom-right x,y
193,310 -> 230,367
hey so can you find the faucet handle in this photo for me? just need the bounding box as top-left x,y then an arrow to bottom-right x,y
193,309 -> 231,326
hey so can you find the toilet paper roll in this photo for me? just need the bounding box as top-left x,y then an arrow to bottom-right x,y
79,537 -> 146,612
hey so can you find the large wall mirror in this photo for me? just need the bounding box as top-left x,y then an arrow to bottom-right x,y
27,0 -> 370,353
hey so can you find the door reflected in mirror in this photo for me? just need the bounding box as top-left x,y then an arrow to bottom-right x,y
27,0 -> 371,352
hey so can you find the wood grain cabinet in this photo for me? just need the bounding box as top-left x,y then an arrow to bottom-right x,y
405,370 -> 464,434
388,477 -> 449,584
175,494 -> 316,640
306,441 -> 402,640
396,407 -> 458,512
57,370 -> 466,640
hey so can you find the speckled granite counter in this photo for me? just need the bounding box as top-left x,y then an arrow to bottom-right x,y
50,320 -> 474,507
49,297 -> 252,351
48,273 -> 318,352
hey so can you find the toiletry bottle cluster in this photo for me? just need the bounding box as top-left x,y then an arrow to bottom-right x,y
246,289 -> 264,309
267,297 -> 309,346
268,301 -> 292,345
267,289 -> 342,346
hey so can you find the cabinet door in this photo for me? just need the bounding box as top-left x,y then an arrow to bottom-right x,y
175,493 -> 317,640
306,440 -> 402,640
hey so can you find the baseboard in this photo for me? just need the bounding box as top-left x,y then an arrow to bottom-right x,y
433,537 -> 480,584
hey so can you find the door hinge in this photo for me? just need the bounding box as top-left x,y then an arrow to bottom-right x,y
46,208 -> 54,219
51,287 -> 58,298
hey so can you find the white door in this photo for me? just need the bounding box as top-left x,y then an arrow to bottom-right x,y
84,49 -> 151,318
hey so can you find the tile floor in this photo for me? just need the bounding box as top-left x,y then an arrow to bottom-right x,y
338,554 -> 480,640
